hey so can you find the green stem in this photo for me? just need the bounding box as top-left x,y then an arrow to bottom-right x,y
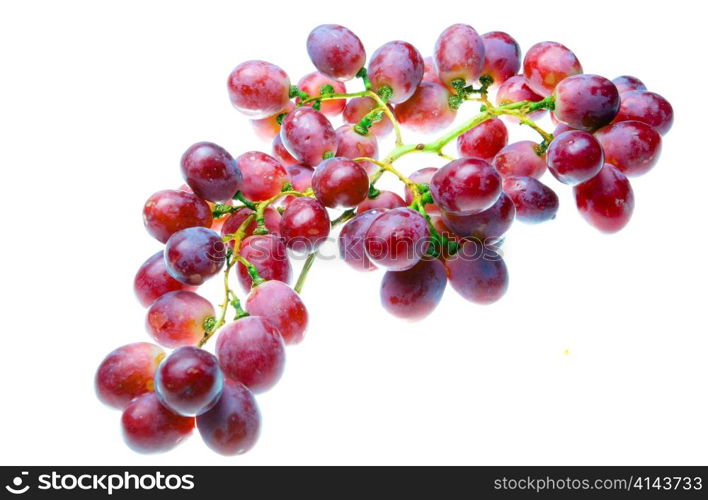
294,252 -> 317,294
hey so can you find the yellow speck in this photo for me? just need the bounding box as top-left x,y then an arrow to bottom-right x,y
563,349 -> 570,356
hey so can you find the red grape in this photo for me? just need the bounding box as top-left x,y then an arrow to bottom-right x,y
196,379 -> 260,456
364,208 -> 430,271
481,31 -> 521,86
553,74 -> 620,131
613,90 -> 674,135
236,234 -> 292,291
245,280 -> 309,345
380,258 -> 447,321
181,142 -> 242,202
296,72 -> 346,116
495,75 -> 545,122
546,130 -> 604,185
146,291 -> 215,348
457,117 -> 508,160
394,81 -> 457,133
95,342 -> 165,410
236,151 -> 288,201
433,24 -> 485,87
356,190 -> 406,213
422,56 -> 443,85
155,346 -> 223,416
446,245 -> 509,304
338,209 -> 383,272
286,163 -> 314,192
430,158 -> 502,215
164,227 -> 225,285
216,316 -> 286,393
279,197 -> 330,253
311,157 -> 369,208
553,122 -> 576,135
134,251 -> 196,307
368,41 -> 424,104
523,41 -> 582,96
343,97 -> 393,137
227,60 -> 291,119
250,101 -> 294,141
143,189 -> 213,243
594,120 -> 662,177
121,392 -> 194,453
306,24 -> 366,81
280,107 -> 337,166
335,124 -> 379,174
612,75 -> 646,94
220,206 -> 281,243
492,141 -> 547,178
502,176 -> 559,224
574,164 -> 634,233
272,134 -> 299,167
440,192 -> 515,241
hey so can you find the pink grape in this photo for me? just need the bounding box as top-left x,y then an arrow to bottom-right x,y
343,97 -> 393,137
574,164 -> 634,233
481,31 -> 521,86
394,81 -> 457,133
380,258 -> 447,321
220,206 -> 281,244
272,134 -> 299,167
405,167 -> 439,214
613,90 -> 674,135
312,157 -> 369,208
279,197 -> 331,253
335,124 -> 379,174
143,189 -> 213,244
245,280 -> 309,345
523,41 -> 583,96
612,75 -> 646,94
492,141 -> 547,178
250,101 -> 294,141
594,120 -> 662,177
216,316 -> 286,393
286,163 -> 314,192
146,291 -> 215,348
121,392 -> 194,453
368,40 -> 424,104
422,56 -> 443,85
457,118 -> 508,160
306,24 -> 366,81
553,74 -> 620,131
495,75 -> 545,122
296,72 -> 346,116
236,234 -> 292,291
134,251 -> 196,307
227,60 -> 291,119
338,209 -> 383,272
546,130 -> 604,185
356,190 -> 406,213
502,176 -> 559,224
433,24 -> 485,87
364,208 -> 430,271
95,342 -> 165,410
280,107 -> 337,166
236,151 -> 288,201
430,158 -> 502,215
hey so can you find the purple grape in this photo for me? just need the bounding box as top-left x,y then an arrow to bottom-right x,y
380,258 -> 447,320
180,142 -> 242,202
164,227 -> 225,285
368,41 -> 424,104
306,24 -> 366,81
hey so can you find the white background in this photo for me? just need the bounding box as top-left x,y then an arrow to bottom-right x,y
1,0 -> 705,466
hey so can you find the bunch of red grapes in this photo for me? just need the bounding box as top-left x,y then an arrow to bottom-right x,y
95,23 -> 673,455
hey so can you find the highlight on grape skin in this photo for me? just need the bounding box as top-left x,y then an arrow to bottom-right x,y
97,22 -> 672,455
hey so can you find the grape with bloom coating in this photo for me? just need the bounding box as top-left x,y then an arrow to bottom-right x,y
250,102 -> 294,141
227,60 -> 291,119
95,342 -> 165,410
492,141 -> 546,178
368,41 -> 424,104
594,120 -> 662,177
343,97 -> 393,137
457,118 -> 508,160
280,107 -> 337,166
197,380 -> 260,456
356,190 -> 406,213
553,74 -> 620,131
502,176 -> 559,224
364,208 -> 430,271
335,124 -> 378,173
306,24 -> 366,81
181,142 -> 242,203
430,158 -> 502,215
613,90 -> 674,135
134,251 -> 196,307
236,151 -> 288,201
121,392 -> 195,454
546,130 -> 604,185
481,31 -> 521,86
523,41 -> 582,96
164,227 -> 225,286
236,234 -> 292,291
312,157 -> 369,208
446,245 -> 509,304
380,258 -> 447,321
220,207 -> 281,244
612,75 -> 646,94
216,316 -> 286,393
279,197 -> 330,253
146,291 -> 215,348
434,24 -> 485,87
440,192 -> 515,241
143,190 -> 213,243
574,164 -> 634,233
245,280 -> 309,345
339,209 -> 383,272
296,72 -> 346,115
155,346 -> 223,416
394,82 -> 457,133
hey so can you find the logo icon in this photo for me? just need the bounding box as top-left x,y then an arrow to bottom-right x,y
5,472 -> 30,495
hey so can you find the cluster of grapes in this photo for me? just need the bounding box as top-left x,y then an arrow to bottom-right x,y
95,23 -> 673,455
